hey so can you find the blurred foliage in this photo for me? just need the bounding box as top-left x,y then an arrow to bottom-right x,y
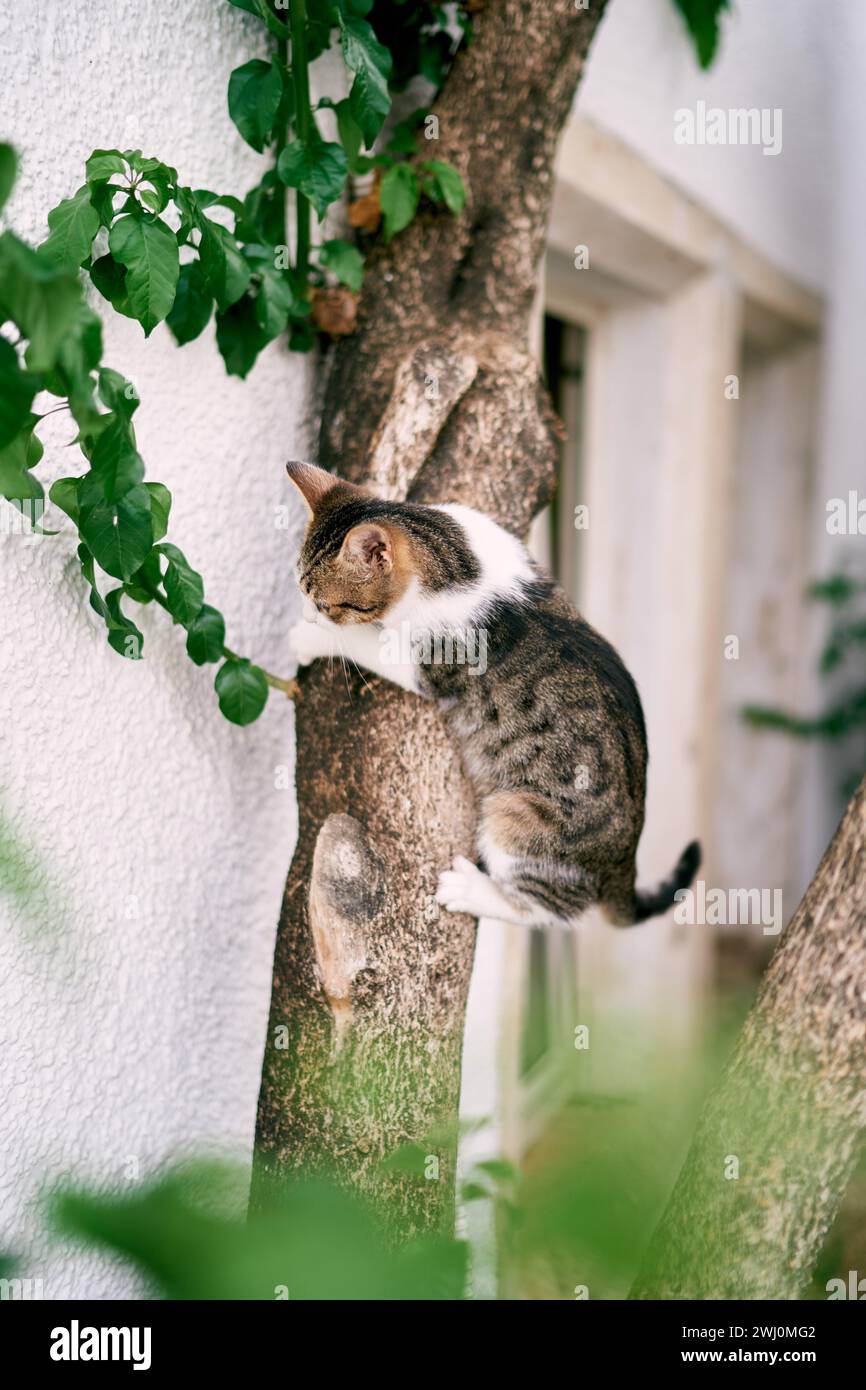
53,1160 -> 466,1300
0,805 -> 45,921
0,799 -> 68,943
44,998 -> 764,1301
671,0 -> 732,69
743,570 -> 866,797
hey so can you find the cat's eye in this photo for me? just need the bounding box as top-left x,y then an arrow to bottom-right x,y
336,602 -> 377,613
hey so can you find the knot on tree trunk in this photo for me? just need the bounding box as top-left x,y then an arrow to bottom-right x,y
367,336 -> 479,499
309,813 -> 386,1053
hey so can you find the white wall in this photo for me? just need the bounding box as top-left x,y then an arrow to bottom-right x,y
579,0 -> 832,293
0,0 -> 335,1296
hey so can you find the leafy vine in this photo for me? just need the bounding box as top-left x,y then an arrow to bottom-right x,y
0,0 -> 469,724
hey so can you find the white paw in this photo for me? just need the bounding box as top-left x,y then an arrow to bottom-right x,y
435,856 -> 492,918
289,618 -> 333,666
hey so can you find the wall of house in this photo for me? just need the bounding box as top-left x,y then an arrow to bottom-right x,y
579,0 -> 865,878
0,0 -> 339,1297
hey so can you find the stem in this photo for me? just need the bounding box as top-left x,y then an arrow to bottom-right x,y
274,26 -> 289,248
289,0 -> 312,285
141,582 -> 299,700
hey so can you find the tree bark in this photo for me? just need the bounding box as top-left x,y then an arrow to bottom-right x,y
253,0 -> 610,1238
632,774 -> 866,1300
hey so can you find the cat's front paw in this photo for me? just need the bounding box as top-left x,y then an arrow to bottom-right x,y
435,856 -> 493,919
289,618 -> 333,667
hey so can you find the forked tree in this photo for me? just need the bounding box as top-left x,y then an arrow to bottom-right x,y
250,0 -> 866,1301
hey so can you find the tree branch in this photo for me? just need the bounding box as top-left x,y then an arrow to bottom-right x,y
632,774 -> 866,1299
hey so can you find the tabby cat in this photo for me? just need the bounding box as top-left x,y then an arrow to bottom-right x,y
286,460 -> 700,928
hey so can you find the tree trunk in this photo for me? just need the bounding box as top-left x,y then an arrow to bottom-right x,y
632,774 -> 866,1299
252,0 -> 610,1238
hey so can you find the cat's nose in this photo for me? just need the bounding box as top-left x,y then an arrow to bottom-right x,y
316,601 -> 330,614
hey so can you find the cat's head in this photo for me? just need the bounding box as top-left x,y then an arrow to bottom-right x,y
286,460 -> 412,626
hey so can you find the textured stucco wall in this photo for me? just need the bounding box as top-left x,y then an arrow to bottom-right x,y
0,1 -> 335,1296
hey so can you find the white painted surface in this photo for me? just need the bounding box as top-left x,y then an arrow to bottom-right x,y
580,0 -> 831,293
0,1 -> 335,1296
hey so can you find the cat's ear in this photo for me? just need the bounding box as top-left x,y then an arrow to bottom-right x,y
285,460 -> 339,513
342,523 -> 393,578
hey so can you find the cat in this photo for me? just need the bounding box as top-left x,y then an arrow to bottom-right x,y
286,459 -> 700,929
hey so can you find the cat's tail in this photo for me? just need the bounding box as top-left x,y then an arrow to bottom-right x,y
631,840 -> 701,923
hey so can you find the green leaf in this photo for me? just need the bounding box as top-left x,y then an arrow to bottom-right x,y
89,182 -> 124,230
122,548 -> 162,604
108,213 -> 179,335
319,238 -> 363,292
308,0 -> 339,59
78,543 -> 111,623
104,588 -> 144,659
276,140 -> 348,221
334,99 -> 364,172
254,265 -> 296,341
237,171 -> 286,245
193,190 -> 246,220
90,253 -> 135,318
49,475 -> 82,524
78,483 -> 153,580
47,301 -> 104,437
77,546 -> 144,657
166,261 -> 214,345
186,604 -> 226,665
198,219 -> 251,312
215,658 -> 269,725
226,0 -> 289,40
158,542 -> 204,625
379,164 -> 419,241
38,186 -> 99,270
417,30 -> 452,89
215,294 -> 268,378
386,109 -> 427,155
0,231 -> 82,372
670,0 -> 732,70
0,420 -> 43,502
460,1182 -> 492,1204
339,15 -> 392,148
86,149 -> 127,183
89,417 -> 144,502
0,338 -> 38,450
289,319 -> 316,353
807,574 -> 863,607
0,143 -> 17,213
97,367 -> 139,419
228,58 -> 284,153
421,159 -> 465,215
473,1158 -> 520,1184
174,185 -> 204,245
145,482 -> 171,543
